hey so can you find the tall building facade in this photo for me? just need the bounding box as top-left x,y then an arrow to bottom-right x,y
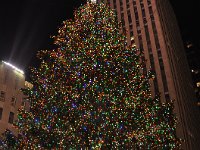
0,61 -> 31,136
97,0 -> 200,149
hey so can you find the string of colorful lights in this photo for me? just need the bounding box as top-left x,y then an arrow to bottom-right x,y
14,2 -> 182,149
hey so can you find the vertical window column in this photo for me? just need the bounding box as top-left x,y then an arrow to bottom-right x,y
0,108 -> 3,120
148,5 -> 170,100
8,112 -> 14,124
0,91 -> 5,102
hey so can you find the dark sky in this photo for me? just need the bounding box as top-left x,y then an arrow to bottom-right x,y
0,0 -> 199,79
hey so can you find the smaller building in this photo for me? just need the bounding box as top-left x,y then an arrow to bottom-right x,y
0,61 -> 31,135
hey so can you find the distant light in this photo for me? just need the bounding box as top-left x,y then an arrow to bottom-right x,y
197,82 -> 200,88
187,43 -> 193,48
91,0 -> 96,3
2,61 -> 24,74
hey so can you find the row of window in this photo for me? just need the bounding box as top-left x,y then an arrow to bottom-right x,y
0,91 -> 27,107
0,108 -> 14,124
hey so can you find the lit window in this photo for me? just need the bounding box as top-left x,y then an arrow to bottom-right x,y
197,82 -> 200,87
0,91 -> 5,101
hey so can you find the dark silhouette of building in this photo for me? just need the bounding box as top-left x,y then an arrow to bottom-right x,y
184,41 -> 200,107
97,0 -> 200,149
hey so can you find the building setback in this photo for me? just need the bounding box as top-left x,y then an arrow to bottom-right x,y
97,0 -> 200,149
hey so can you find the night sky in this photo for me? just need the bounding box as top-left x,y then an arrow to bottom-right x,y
0,0 -> 199,79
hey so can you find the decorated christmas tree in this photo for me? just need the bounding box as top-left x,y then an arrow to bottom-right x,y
14,2 -> 181,149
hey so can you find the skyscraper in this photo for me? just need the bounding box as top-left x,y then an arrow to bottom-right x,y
97,0 -> 200,149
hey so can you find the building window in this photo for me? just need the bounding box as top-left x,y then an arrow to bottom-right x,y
135,12 -> 139,21
0,108 -> 3,120
133,0 -> 136,5
137,27 -> 141,34
149,6 -> 153,14
129,24 -> 133,29
158,50 -> 162,58
11,97 -> 16,106
120,0 -> 123,11
126,3 -> 130,9
143,18 -> 147,25
151,21 -> 160,49
149,53 -> 159,94
136,20 -> 140,27
130,31 -> 134,37
0,91 -> 5,102
127,3 -> 130,9
120,6 -> 123,11
121,13 -> 125,27
150,14 -> 155,21
150,54 -> 155,69
139,43 -> 144,51
165,93 -> 170,101
121,13 -> 124,20
120,0 -> 123,6
121,20 -> 125,27
147,0 -> 151,5
141,3 -> 144,9
123,27 -> 126,33
113,0 -> 117,9
128,14 -> 132,23
22,98 -> 27,107
159,59 -> 164,70
153,76 -> 159,94
197,82 -> 200,87
8,112 -> 14,124
161,70 -> 169,93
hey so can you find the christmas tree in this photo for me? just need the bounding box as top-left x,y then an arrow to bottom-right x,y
0,129 -> 18,149
14,2 -> 181,149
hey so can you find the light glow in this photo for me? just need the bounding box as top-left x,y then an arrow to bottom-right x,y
2,61 -> 24,74
91,0 -> 97,3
